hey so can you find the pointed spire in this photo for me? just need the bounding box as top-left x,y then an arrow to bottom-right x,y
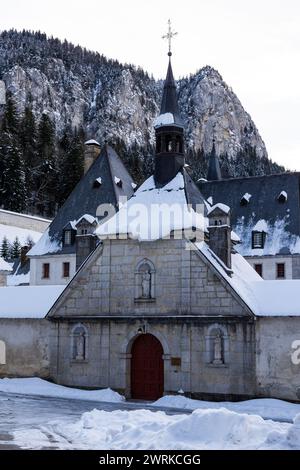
159,58 -> 183,127
207,140 -> 222,181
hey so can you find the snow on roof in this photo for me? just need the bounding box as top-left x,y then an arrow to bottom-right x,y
207,196 -> 213,205
0,285 -> 65,318
96,173 -> 206,241
231,231 -> 240,243
196,241 -> 300,316
95,177 -> 102,185
7,272 -> 29,286
84,139 -> 100,146
131,182 -> 137,189
114,176 -> 121,185
241,193 -> 252,202
153,112 -> 175,128
0,223 -> 42,245
0,209 -> 51,223
253,219 -> 268,232
76,214 -> 98,226
278,190 -> 288,201
28,228 -> 62,257
207,203 -> 230,215
0,257 -> 13,272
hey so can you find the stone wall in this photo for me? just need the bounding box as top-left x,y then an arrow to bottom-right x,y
51,238 -> 249,318
0,209 -> 50,233
256,317 -> 300,401
0,319 -> 52,378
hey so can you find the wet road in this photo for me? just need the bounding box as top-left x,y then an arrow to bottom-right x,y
0,393 -> 189,449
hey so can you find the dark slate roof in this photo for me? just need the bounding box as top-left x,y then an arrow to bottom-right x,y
207,144 -> 222,181
182,168 -> 207,212
30,145 -> 134,256
160,59 -> 184,128
198,172 -> 300,256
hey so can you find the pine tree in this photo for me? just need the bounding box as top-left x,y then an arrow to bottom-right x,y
0,130 -> 27,212
35,113 -> 57,215
57,130 -> 84,205
0,237 -> 11,259
19,107 -> 38,189
10,237 -> 21,259
2,92 -> 19,134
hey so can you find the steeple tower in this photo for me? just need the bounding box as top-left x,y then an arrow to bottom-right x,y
207,140 -> 222,181
154,20 -> 185,187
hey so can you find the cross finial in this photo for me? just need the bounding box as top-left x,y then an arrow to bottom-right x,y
162,19 -> 178,57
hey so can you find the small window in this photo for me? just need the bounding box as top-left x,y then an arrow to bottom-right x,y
254,264 -> 263,277
42,263 -> 50,279
63,262 -> 70,278
64,230 -> 72,246
277,263 -> 285,279
252,231 -> 265,249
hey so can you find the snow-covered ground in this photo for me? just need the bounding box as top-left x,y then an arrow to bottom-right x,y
10,407 -> 300,450
1,379 -> 300,449
153,395 -> 300,422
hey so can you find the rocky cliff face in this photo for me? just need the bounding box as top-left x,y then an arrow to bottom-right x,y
0,30 -> 283,178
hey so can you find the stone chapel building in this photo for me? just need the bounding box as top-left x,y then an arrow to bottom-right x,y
44,56 -> 300,402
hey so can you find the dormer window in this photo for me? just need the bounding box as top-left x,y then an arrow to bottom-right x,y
240,193 -> 252,206
64,230 -> 72,246
252,231 -> 266,249
93,177 -> 102,188
114,177 -> 122,188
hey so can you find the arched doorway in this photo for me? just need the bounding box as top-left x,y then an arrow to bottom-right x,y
131,334 -> 164,400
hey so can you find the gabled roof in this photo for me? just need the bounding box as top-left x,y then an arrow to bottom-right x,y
29,145 -> 134,256
96,171 -> 207,241
199,172 -> 300,256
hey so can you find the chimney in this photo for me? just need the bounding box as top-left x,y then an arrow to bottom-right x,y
75,216 -> 98,270
84,139 -> 101,174
207,204 -> 232,270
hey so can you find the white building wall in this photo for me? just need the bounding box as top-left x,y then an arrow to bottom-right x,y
30,254 -> 76,285
0,209 -> 50,233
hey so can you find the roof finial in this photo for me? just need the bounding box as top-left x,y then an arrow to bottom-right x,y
162,19 -> 178,57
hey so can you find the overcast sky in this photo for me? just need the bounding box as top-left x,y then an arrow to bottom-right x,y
1,0 -> 300,170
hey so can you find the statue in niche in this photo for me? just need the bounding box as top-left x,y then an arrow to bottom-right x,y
213,332 -> 223,364
141,271 -> 151,298
75,331 -> 85,360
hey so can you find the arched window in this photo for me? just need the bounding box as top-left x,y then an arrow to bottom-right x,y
175,135 -> 182,153
205,325 -> 228,365
166,135 -> 172,152
0,340 -> 6,365
135,259 -> 156,301
71,324 -> 88,361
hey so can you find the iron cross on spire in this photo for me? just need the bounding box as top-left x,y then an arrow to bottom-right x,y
162,19 -> 178,57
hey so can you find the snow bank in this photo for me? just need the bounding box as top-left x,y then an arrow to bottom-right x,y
153,395 -> 300,422
0,285 -> 64,318
0,378 -> 124,403
13,407 -> 298,450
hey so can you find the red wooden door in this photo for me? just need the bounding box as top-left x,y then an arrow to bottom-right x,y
131,334 -> 164,400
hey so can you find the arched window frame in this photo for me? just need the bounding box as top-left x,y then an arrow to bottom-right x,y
70,323 -> 89,362
134,258 -> 156,301
204,324 -> 229,366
